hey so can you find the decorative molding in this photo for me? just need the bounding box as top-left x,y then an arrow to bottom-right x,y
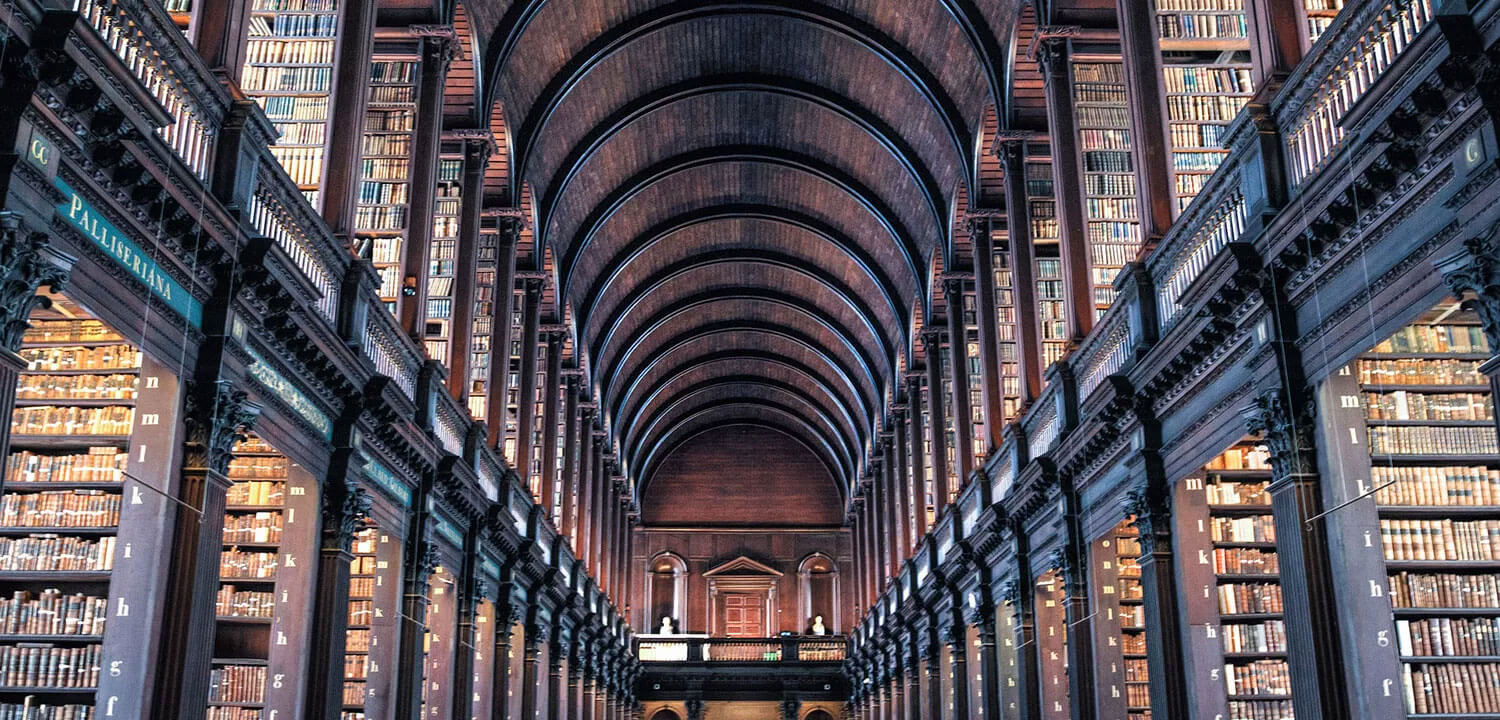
183,382 -> 260,475
0,213 -> 70,351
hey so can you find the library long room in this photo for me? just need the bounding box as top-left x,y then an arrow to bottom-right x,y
0,0 -> 1495,719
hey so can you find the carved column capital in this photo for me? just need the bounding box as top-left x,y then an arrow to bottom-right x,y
1244,387 -> 1318,481
0,213 -> 70,352
1122,475 -> 1171,555
184,383 -> 261,475
321,477 -> 372,551
1440,233 -> 1500,351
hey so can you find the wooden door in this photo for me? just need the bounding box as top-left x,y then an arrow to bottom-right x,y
722,593 -> 765,637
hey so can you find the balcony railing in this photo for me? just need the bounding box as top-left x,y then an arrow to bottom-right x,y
637,636 -> 847,663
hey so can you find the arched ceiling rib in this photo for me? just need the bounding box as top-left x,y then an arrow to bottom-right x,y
476,0 -> 1017,501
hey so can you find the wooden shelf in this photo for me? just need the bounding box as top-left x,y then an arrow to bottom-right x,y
0,527 -> 116,536
10,435 -> 130,449
1,482 -> 123,491
0,634 -> 102,642
1392,607 -> 1500,617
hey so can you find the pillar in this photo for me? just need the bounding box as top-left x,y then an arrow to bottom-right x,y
968,216 -> 1007,450
1036,36 -> 1094,341
540,330 -> 565,519
515,279 -> 544,494
398,31 -> 454,335
906,374 -> 929,538
943,278 -> 976,486
922,333 -> 951,513
446,135 -> 492,398
994,140 -> 1044,404
486,217 -> 521,447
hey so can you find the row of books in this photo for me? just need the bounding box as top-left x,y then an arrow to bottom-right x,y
1075,84 -> 1127,105
208,664 -> 266,704
1084,173 -> 1137,197
1167,95 -> 1245,122
258,95 -> 328,122
0,591 -> 106,636
1209,446 -> 1272,471
5,450 -> 126,485
1170,122 -> 1229,148
205,707 -> 259,720
370,61 -> 415,84
1372,465 -> 1500,506
0,536 -> 114,573
350,577 -> 377,597
216,586 -> 275,619
223,512 -> 284,544
1080,129 -> 1131,150
225,481 -> 285,507
252,0 -> 335,10
0,704 -> 92,720
1396,616 -> 1500,657
365,109 -> 414,133
1364,391 -> 1493,421
345,628 -> 371,652
1368,425 -> 1500,455
0,644 -> 99,688
1125,657 -> 1149,681
1085,197 -> 1138,220
11,407 -> 133,437
356,207 -> 408,232
358,177 -> 409,201
1085,238 -> 1140,264
219,550 -> 278,580
250,14 -> 337,38
16,374 -> 136,401
1174,151 -> 1232,172
227,456 -> 288,479
1375,324 -> 1489,354
1223,619 -> 1286,653
1125,683 -> 1150,708
1083,150 -> 1134,173
245,38 -> 331,65
1206,480 -> 1271,505
242,66 -> 331,94
1389,571 -> 1500,609
1177,173 -> 1211,201
1226,700 -> 1293,720
1379,519 -> 1500,561
1214,548 -> 1281,574
1358,358 -> 1486,386
1157,13 -> 1249,40
367,86 -> 414,105
21,321 -> 120,345
1157,0 -> 1243,9
20,347 -> 138,373
1403,662 -> 1500,714
1219,582 -> 1284,615
271,121 -> 326,145
1163,66 -> 1254,94
269,146 -> 326,186
1224,659 -> 1291,696
345,654 -> 367,680
0,491 -> 119,528
1211,516 -> 1277,543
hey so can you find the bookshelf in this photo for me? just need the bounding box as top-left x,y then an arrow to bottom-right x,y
1035,249 -> 1068,370
423,156 -> 464,368
939,343 -> 959,502
962,290 -> 988,468
989,241 -> 1022,424
159,0 -> 192,30
357,51 -> 420,315
1156,0 -> 1255,213
342,527 -> 377,720
1091,520 -> 1150,720
502,290 -> 525,467
1303,0 -> 1346,45
1354,311 -> 1500,716
0,301 -> 140,719
467,222 -> 500,420
920,379 -> 936,527
1070,59 -> 1139,314
1035,569 -> 1070,720
241,0 -> 341,209
527,342 -> 548,503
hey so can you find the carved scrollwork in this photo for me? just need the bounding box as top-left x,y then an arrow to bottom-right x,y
321,476 -> 371,551
1244,388 -> 1318,480
0,214 -> 69,352
184,382 -> 260,475
1441,233 -> 1500,351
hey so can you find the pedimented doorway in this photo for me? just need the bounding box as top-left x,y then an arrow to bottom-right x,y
704,556 -> 783,638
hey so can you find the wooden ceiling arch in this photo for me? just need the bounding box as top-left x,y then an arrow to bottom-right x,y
464,0 -> 1019,506
636,419 -> 844,505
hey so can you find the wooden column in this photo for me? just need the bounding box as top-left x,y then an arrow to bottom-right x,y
394,481 -> 436,720
945,624 -> 969,720
903,633 -> 922,720
304,461 -> 372,720
191,0 -> 256,82
1007,526 -> 1042,720
590,442 -> 607,578
852,502 -> 868,613
967,602 -> 1003,720
561,374 -> 582,541
893,407 -> 914,558
1124,449 -> 1190,719
883,437 -> 902,575
1036,37 -> 1094,341
1245,0 -> 1308,87
568,642 -> 585,720
864,488 -> 881,599
540,330 -> 565,519
319,0 -> 378,229
906,374 -> 929,539
486,217 -> 521,447
601,479 -> 617,595
944,278 -> 976,487
490,602 -> 518,720
0,215 -> 67,494
447,135 -> 492,399
1059,478 -> 1097,720
969,217 -> 1007,451
450,529 -> 482,719
548,637 -> 567,720
520,624 -> 547,720
923,629 -> 944,720
871,462 -> 887,585
1114,0 -> 1174,238
577,410 -> 596,560
888,651 -> 905,720
515,279 -> 544,492
922,333 -> 951,513
581,655 -> 597,720
399,32 -> 454,336
995,141 -> 1044,406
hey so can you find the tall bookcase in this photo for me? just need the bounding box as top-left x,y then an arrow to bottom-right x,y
211,433 -> 315,720
0,299 -> 142,719
1070,58 -> 1139,315
1035,249 -> 1068,370
960,290 -> 988,468
423,155 -> 464,367
1035,569 -> 1070,720
920,378 -> 936,527
527,341 -> 548,502
467,222 -> 500,419
1156,0 -> 1255,213
989,240 -> 1022,424
1091,520 -> 1150,720
502,289 -> 525,467
242,0 -> 340,209
1178,444 -> 1294,720
357,49 -> 420,315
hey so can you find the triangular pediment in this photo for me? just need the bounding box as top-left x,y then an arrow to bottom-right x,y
703,555 -> 783,577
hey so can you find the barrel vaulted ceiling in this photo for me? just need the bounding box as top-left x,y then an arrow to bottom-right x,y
460,0 -> 1023,505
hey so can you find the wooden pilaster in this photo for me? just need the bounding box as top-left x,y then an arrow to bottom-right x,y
398,33 -> 454,336
1114,0 -> 1175,235
447,135 -> 492,399
540,329 -> 564,519
319,0 -> 377,229
923,332 -> 951,513
969,216 -> 1008,451
907,374 -> 929,539
486,217 -> 521,447
515,279 -> 544,492
944,278 -> 976,486
1037,37 -> 1094,341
